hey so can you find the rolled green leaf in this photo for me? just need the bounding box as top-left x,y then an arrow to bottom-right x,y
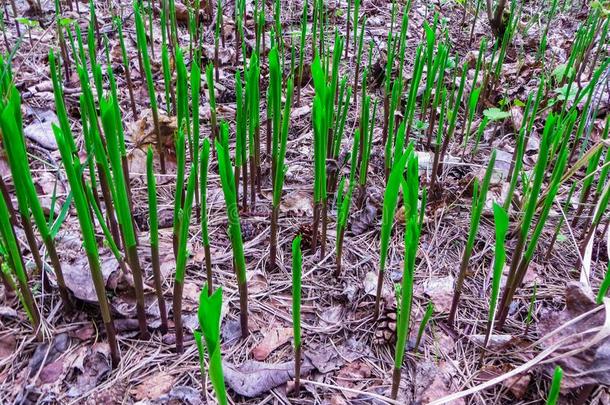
197,285 -> 228,405
292,235 -> 303,391
546,366 -> 563,405
216,122 -> 249,336
53,123 -> 120,366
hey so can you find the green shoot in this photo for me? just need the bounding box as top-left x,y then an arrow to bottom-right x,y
374,148 -> 410,319
448,150 -> 497,325
206,63 -> 218,148
482,203 -> 509,352
497,114 -> 566,329
197,285 -> 228,405
546,366 -> 563,405
216,123 -> 249,337
246,53 -> 260,206
292,235 -> 303,392
295,0 -> 308,105
310,55 -> 328,254
200,139 -> 213,294
391,150 -> 420,400
1,87 -> 71,310
147,147 -> 168,333
335,130 -> 360,277
101,96 -> 149,339
134,1 -> 166,173
0,185 -> 39,330
270,72 -> 294,268
414,302 -> 434,354
173,164 -> 197,353
53,123 -> 120,366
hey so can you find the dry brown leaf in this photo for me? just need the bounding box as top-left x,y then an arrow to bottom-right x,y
131,371 -> 175,401
224,359 -> 313,397
174,2 -> 189,22
252,327 -> 293,361
0,334 -> 16,360
23,109 -> 58,150
423,275 -> 455,313
63,256 -> 118,303
510,105 -> 524,131
336,362 -> 372,395
351,203 -> 378,235
503,373 -> 530,399
182,282 -> 201,311
66,343 -> 112,397
280,190 -> 314,217
0,306 -> 18,319
416,361 -> 465,405
130,110 -> 177,152
247,271 -> 268,295
537,282 -> 610,389
127,148 -> 147,175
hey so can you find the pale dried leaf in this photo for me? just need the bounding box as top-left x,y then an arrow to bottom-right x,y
251,327 -> 293,361
131,371 -> 175,400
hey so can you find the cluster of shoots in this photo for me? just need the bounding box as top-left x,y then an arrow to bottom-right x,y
1,0 -> 609,403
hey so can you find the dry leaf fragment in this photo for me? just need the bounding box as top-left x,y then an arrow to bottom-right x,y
131,371 -> 175,400
0,334 -> 16,360
537,282 -> 610,389
224,359 -> 314,397
280,190 -> 314,217
415,361 -> 465,405
503,373 -> 531,399
23,109 -> 58,150
423,275 -> 455,313
66,343 -> 112,397
251,327 -> 293,361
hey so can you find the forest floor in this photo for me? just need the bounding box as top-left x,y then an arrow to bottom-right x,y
0,0 -> 609,404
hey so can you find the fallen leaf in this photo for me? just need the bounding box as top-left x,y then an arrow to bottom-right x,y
469,334 -> 514,349
63,258 -> 118,303
280,190 -> 314,217
0,306 -> 18,319
537,282 -> 610,389
23,109 -> 58,150
291,104 -> 311,120
305,346 -> 345,373
127,148 -> 147,175
66,343 -> 112,397
182,282 -> 201,311
415,361 -> 464,404
0,334 -> 16,360
363,271 -> 378,296
247,271 -> 268,295
319,306 -> 344,327
129,110 -> 177,152
39,359 -> 66,385
174,2 -> 189,21
510,106 -> 524,131
252,327 -> 293,361
350,203 -> 378,235
131,371 -> 175,400
423,275 -> 455,313
336,361 -> 372,390
153,386 -> 202,405
504,373 -> 531,399
28,333 -> 71,377
478,366 -> 530,399
224,359 -> 314,397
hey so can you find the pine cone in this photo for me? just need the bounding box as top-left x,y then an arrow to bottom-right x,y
297,223 -> 316,250
374,304 -> 397,345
